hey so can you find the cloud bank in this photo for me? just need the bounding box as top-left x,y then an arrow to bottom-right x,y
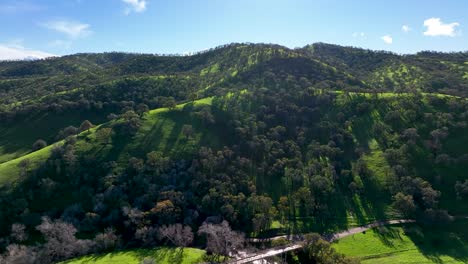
423,18 -> 460,37
0,44 -> 55,61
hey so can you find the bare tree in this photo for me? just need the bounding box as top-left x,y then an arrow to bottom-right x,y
11,223 -> 28,242
1,244 -> 37,264
122,206 -> 145,228
158,224 -> 193,247
36,217 -> 94,263
94,228 -> 121,252
79,120 -> 94,132
197,220 -> 245,257
135,226 -> 158,247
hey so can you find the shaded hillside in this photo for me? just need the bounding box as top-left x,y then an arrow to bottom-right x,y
302,43 -> 468,96
0,43 -> 366,163
0,43 -> 467,264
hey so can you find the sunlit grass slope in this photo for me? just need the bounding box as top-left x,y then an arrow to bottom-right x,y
60,247 -> 206,264
0,110 -> 110,164
0,97 -> 221,185
333,219 -> 468,264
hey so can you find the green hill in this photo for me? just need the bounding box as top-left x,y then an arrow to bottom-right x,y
0,43 -> 467,264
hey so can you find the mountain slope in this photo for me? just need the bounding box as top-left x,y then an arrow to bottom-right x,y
0,43 -> 467,264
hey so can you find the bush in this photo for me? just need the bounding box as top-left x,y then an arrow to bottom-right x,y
32,139 -> 47,151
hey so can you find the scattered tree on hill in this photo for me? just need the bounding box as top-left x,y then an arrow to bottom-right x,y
32,139 -> 47,151
157,224 -> 194,247
150,200 -> 181,224
392,192 -> 416,217
198,220 -> 245,258
182,124 -> 194,139
107,113 -> 119,120
300,233 -> 359,264
79,120 -> 94,132
18,158 -> 31,177
146,151 -> 170,174
278,196 -> 290,224
35,217 -> 94,263
57,126 -> 79,140
94,228 -> 121,252
422,209 -> 453,225
135,226 -> 158,247
455,180 -> 468,200
95,127 -> 113,144
163,97 -> 177,110
119,110 -> 142,135
10,223 -> 28,243
136,103 -> 149,117
0,244 -> 37,264
401,128 -> 419,144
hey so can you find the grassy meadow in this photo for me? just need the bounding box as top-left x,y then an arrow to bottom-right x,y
333,219 -> 468,264
60,247 -> 206,264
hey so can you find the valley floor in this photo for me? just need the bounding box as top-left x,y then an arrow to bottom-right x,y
59,247 -> 206,264
332,219 -> 468,264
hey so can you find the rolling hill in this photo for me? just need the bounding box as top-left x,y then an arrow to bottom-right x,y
0,43 -> 467,264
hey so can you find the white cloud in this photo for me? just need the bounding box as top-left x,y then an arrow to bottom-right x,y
122,0 -> 147,15
402,25 -> 411,33
42,20 -> 91,39
381,35 -> 393,44
0,44 -> 55,61
352,32 -> 366,38
423,18 -> 460,37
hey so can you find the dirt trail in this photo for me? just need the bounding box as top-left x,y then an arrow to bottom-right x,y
229,219 -> 415,264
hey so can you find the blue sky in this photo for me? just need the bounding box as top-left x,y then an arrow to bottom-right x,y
0,0 -> 466,59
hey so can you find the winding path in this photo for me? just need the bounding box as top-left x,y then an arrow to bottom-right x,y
229,219 -> 415,264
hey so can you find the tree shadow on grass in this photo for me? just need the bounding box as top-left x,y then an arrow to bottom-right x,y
130,247 -> 190,264
403,220 -> 468,264
372,225 -> 405,247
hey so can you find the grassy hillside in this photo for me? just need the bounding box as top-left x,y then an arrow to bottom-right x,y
1,43 -> 466,164
0,97 -> 219,185
333,219 -> 468,263
60,247 -> 206,264
0,43 -> 467,264
0,110 -> 110,163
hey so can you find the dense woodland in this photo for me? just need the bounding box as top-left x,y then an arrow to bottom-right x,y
0,43 -> 467,263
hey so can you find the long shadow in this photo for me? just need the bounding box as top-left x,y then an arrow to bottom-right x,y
161,112 -> 185,155
0,110 -> 110,162
138,119 -> 165,151
129,247 -> 188,264
372,225 -> 405,247
403,219 -> 468,264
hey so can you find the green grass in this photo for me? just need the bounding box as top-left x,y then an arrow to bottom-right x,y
0,143 -> 55,185
362,139 -> 392,185
333,220 -> 468,264
60,247 -> 206,264
0,97 -> 224,185
75,97 -> 224,166
0,110 -> 110,164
